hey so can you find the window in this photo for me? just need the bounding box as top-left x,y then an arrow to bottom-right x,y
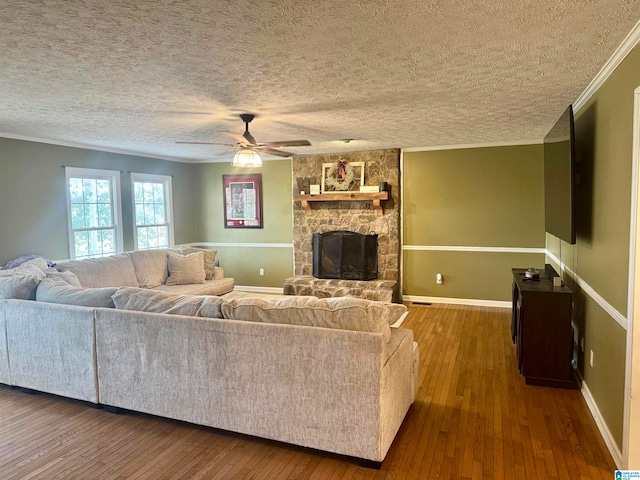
65,167 -> 123,259
131,173 -> 174,250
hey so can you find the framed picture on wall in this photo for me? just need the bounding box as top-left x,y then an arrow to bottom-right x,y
223,174 -> 263,228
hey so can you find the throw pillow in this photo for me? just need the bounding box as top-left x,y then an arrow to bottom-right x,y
178,246 -> 217,280
112,287 -> 224,318
166,251 -> 206,286
36,278 -> 118,308
220,295 -> 392,342
127,249 -> 169,288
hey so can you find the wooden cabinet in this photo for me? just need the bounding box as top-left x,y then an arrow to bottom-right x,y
511,265 -> 577,389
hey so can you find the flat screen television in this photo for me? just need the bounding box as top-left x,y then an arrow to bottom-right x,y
544,105 -> 576,244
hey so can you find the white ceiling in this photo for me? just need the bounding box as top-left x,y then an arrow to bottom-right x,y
1,1 -> 639,163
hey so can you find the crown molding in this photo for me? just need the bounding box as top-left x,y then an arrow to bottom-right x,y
402,138 -> 542,153
0,132 -> 193,164
574,18 -> 640,113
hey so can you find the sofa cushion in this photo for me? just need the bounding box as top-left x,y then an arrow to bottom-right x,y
0,275 -> 40,300
112,287 -> 224,318
390,309 -> 409,328
380,302 -> 408,326
165,251 -> 206,286
56,254 -> 139,288
36,278 -> 117,308
45,269 -> 82,287
178,246 -> 217,280
199,296 -> 225,318
220,296 -> 392,342
152,278 -> 235,296
0,258 -> 50,300
221,291 -> 292,301
127,249 -> 169,288
222,291 -> 408,327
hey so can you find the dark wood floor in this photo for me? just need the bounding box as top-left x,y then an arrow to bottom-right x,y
0,303 -> 616,479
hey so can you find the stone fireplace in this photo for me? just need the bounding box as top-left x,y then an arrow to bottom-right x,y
292,149 -> 401,284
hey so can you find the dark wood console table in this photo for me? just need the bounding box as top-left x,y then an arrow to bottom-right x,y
511,265 -> 577,389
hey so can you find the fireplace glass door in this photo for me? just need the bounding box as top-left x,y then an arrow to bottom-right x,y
312,231 -> 377,280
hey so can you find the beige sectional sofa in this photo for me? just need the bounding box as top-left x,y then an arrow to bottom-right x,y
0,252 -> 419,464
55,248 -> 234,296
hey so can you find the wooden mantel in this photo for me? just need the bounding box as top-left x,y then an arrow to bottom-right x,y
293,191 -> 389,216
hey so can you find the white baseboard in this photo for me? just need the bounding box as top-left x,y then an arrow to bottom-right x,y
402,294 -> 511,309
577,372 -> 623,468
233,285 -> 285,294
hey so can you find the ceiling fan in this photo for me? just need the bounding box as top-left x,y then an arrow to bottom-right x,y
176,113 -> 311,157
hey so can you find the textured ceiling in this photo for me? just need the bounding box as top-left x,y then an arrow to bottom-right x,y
1,1 -> 639,163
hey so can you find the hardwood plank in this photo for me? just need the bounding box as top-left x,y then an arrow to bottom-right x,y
0,303 -> 617,479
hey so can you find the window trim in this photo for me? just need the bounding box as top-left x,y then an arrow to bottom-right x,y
65,167 -> 124,260
130,172 -> 175,250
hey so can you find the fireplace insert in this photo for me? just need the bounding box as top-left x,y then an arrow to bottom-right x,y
312,231 -> 378,280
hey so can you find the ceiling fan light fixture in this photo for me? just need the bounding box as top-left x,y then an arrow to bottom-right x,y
231,148 -> 262,168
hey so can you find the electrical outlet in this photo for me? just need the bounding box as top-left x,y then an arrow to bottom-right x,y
436,273 -> 443,284
259,268 -> 264,276
589,350 -> 594,367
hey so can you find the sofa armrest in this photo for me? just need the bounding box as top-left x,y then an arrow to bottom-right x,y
5,300 -> 98,403
214,266 -> 224,280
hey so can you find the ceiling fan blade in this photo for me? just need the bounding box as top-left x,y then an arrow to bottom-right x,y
256,146 -> 295,157
243,131 -> 257,145
179,113 -> 309,155
176,141 -> 236,146
262,140 -> 311,147
225,132 -> 250,146
218,148 -> 238,155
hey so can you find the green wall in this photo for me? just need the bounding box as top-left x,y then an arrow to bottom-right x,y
545,44 -> 640,451
0,138 -> 197,264
209,246 -> 293,288
192,160 -> 293,288
403,144 -> 545,301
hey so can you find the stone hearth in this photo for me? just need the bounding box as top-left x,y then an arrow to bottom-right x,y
284,276 -> 396,303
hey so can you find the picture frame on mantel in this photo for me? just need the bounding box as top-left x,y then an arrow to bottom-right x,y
321,161 -> 365,193
223,174 -> 263,228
